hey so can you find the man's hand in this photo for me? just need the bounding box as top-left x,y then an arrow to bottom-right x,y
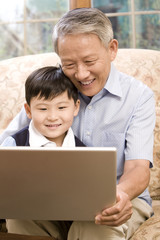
95,187 -> 133,226
95,159 -> 150,226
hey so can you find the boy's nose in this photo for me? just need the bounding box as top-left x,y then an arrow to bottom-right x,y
47,112 -> 58,121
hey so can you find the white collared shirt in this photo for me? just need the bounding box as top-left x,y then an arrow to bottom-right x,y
29,120 -> 76,147
1,120 -> 76,148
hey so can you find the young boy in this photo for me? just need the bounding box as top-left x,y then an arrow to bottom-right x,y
1,66 -> 85,240
1,66 -> 84,148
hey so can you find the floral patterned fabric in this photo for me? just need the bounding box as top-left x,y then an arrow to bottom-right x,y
0,52 -> 61,133
0,49 -> 160,239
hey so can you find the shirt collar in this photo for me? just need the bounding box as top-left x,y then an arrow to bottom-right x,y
62,127 -> 75,147
104,63 -> 122,98
79,63 -> 122,103
29,120 -> 75,147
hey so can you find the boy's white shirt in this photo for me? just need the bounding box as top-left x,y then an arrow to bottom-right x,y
29,120 -> 76,147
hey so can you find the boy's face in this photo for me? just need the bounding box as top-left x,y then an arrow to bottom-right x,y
24,91 -> 80,146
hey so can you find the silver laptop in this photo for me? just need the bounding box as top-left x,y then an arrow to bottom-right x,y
0,146 -> 117,221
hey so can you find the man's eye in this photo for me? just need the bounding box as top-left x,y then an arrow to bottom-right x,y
64,63 -> 74,69
86,60 -> 95,64
39,108 -> 47,111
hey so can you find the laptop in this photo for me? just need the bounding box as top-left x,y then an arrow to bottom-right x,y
0,146 -> 117,221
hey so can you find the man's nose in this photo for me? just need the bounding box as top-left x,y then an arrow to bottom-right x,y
75,64 -> 90,81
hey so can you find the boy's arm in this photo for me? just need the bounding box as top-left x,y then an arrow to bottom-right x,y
0,106 -> 30,144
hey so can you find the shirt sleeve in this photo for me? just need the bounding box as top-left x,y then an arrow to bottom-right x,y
1,136 -> 17,146
0,106 -> 30,144
125,86 -> 155,166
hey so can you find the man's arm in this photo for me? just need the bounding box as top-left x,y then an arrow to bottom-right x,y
0,106 -> 30,144
95,85 -> 155,226
1,136 -> 17,146
95,159 -> 150,226
118,159 -> 150,200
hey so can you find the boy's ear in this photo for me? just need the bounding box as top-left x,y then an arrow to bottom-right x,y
74,99 -> 80,117
24,103 -> 32,119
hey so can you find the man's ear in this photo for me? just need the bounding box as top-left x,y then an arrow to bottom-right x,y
108,39 -> 118,62
74,99 -> 80,117
24,103 -> 32,119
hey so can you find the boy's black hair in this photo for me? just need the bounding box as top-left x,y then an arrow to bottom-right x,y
25,66 -> 78,105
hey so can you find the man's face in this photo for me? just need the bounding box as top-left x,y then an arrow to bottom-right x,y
24,91 -> 80,146
58,33 -> 118,97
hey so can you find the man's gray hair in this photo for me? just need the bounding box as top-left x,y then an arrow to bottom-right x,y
52,8 -> 114,53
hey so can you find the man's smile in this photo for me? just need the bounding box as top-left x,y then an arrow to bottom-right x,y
79,78 -> 95,86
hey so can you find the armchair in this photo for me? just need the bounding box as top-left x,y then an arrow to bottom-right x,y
0,49 -> 160,239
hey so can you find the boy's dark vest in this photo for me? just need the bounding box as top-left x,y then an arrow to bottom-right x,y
12,126 -> 85,147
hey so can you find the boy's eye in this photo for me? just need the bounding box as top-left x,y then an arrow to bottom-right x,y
39,108 -> 47,111
59,106 -> 67,110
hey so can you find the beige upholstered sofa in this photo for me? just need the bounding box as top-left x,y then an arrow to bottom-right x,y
0,49 -> 160,239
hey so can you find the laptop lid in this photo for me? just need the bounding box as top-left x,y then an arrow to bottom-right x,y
0,146 -> 116,221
